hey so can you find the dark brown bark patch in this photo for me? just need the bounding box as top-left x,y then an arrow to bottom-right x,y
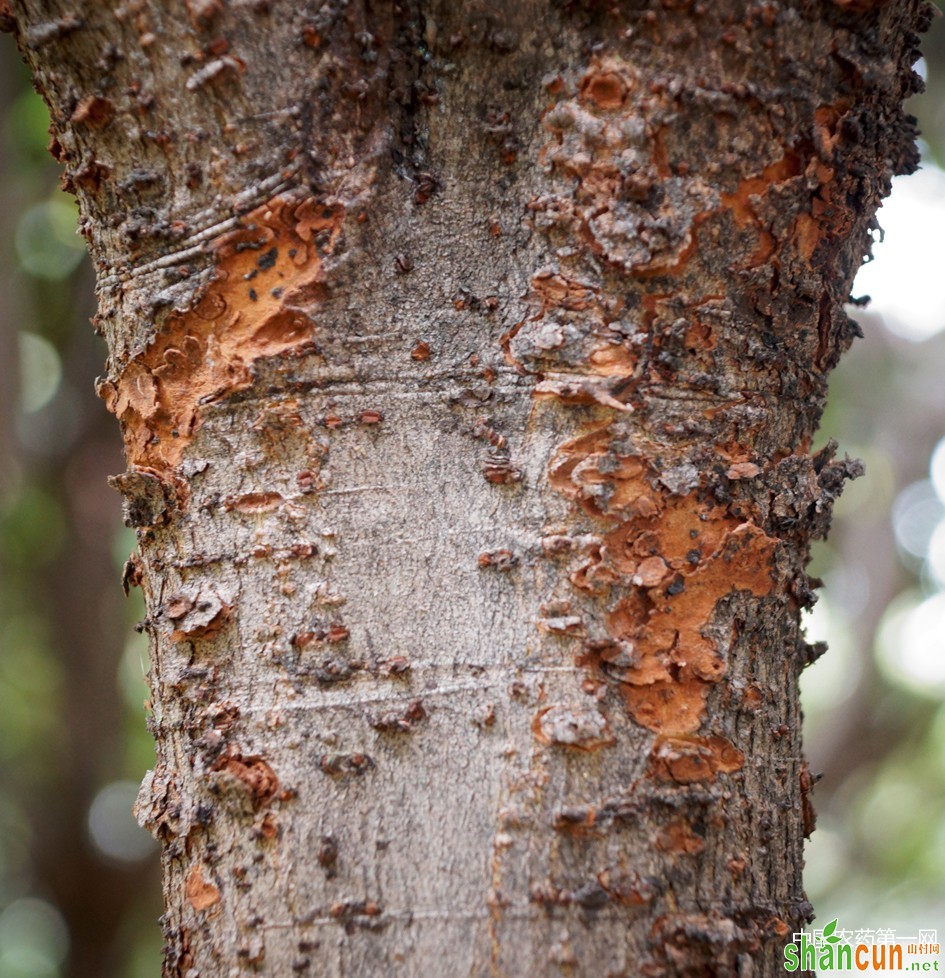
160,583 -> 231,641
211,753 -> 280,809
655,817 -> 706,855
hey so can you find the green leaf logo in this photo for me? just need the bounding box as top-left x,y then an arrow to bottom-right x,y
823,918 -> 842,944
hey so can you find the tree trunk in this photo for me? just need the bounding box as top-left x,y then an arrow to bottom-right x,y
7,1 -> 928,975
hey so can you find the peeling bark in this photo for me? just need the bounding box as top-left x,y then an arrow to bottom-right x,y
6,1 -> 929,975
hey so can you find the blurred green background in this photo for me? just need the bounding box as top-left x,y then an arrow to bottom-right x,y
3,10 -> 945,977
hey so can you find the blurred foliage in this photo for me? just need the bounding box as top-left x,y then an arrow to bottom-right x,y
2,6 -> 945,976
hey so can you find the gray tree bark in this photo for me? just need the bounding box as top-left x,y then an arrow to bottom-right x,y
6,1 -> 929,975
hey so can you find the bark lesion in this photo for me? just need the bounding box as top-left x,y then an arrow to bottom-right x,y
98,194 -> 345,479
544,421 -> 779,734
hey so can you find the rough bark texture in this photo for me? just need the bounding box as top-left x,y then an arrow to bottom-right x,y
7,1 -> 929,975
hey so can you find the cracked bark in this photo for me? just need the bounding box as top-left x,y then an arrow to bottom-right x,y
6,1 -> 929,975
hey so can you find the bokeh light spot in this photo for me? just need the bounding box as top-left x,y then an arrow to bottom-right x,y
853,164 -> 945,341
0,898 -> 69,978
87,781 -> 157,864
876,590 -> 945,696
891,480 -> 944,561
14,199 -> 85,282
17,333 -> 62,415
